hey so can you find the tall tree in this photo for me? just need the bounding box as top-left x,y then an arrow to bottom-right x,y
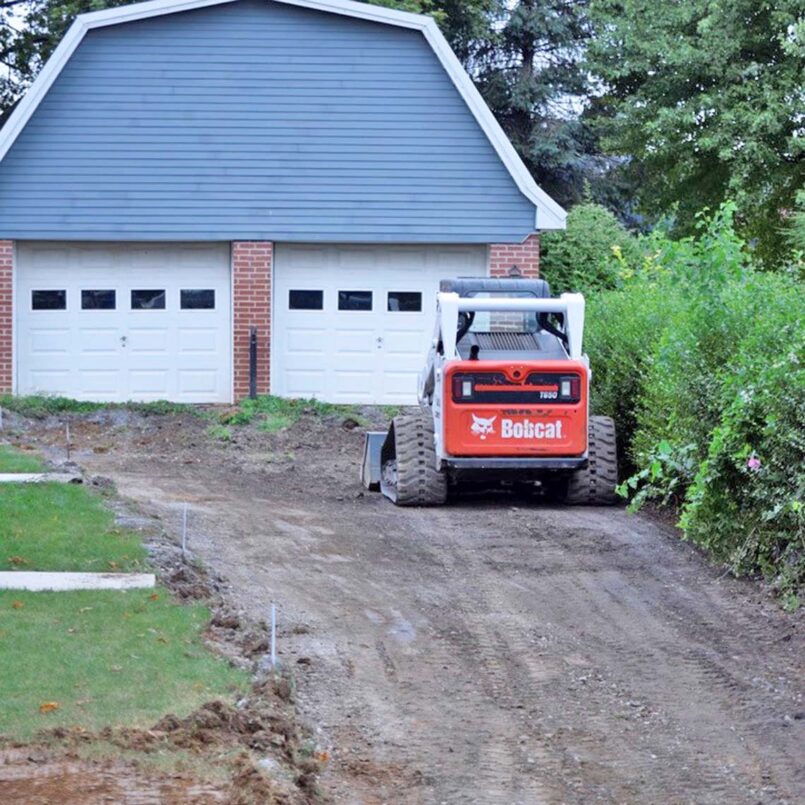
472,0 -> 595,208
587,0 -> 804,261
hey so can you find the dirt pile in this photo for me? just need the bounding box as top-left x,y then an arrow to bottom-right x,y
1,677 -> 324,805
105,676 -> 323,803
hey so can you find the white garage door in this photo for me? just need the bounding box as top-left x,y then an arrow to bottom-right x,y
16,242 -> 232,403
273,244 -> 487,404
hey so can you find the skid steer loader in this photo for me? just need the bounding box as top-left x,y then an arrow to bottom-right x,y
361,278 -> 618,506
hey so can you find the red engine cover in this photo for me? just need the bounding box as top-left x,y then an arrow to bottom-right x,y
443,360 -> 589,457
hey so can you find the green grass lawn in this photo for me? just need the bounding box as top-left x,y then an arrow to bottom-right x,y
0,483 -> 147,571
0,441 -> 250,746
0,444 -> 44,473
0,394 -> 193,418
0,589 -> 248,740
214,393 -> 369,435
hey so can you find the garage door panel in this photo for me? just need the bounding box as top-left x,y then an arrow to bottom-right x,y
78,328 -> 119,355
285,369 -> 327,396
333,371 -> 374,398
178,369 -> 219,395
16,242 -> 232,403
383,330 -> 426,356
285,246 -> 331,269
28,370 -> 70,395
128,327 -> 170,354
383,391 -> 420,404
286,358 -> 327,376
286,328 -> 327,355
273,243 -> 487,404
29,328 -> 71,356
78,370 -> 121,396
385,249 -> 428,270
383,370 -> 420,393
177,328 -> 220,355
129,369 -> 169,396
334,329 -> 375,354
337,248 -> 382,270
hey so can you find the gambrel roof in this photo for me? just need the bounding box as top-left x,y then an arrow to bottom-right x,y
0,0 -> 565,230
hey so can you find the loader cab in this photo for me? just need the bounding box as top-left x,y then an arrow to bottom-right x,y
439,278 -> 571,364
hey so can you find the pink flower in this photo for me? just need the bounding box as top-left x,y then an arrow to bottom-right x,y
747,455 -> 761,471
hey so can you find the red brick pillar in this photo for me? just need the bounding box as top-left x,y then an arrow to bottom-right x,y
489,233 -> 540,278
0,241 -> 13,393
232,241 -> 272,401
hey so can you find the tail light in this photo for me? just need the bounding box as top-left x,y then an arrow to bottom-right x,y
451,372 -> 582,404
453,376 -> 475,399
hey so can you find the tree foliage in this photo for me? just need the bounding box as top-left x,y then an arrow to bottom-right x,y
539,201 -> 640,293
587,0 -> 805,261
472,1 -> 597,208
785,189 -> 805,256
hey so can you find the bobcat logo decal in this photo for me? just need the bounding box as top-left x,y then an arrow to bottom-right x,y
471,414 -> 497,440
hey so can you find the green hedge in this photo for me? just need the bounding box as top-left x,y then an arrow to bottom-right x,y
540,202 -> 641,294
585,204 -> 804,607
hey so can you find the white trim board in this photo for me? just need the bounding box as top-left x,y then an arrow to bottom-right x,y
0,0 -> 566,231
0,572 -> 156,591
0,473 -> 82,483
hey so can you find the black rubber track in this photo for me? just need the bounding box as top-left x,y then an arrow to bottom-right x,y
390,411 -> 447,507
565,415 -> 619,505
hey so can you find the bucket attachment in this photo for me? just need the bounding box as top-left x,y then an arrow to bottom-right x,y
361,431 -> 387,492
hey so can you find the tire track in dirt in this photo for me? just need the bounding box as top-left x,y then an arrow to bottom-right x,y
389,504 -> 803,803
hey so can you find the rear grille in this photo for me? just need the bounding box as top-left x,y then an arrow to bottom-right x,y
474,333 -> 536,351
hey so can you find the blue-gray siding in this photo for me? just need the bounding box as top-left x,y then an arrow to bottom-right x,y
0,0 -> 536,242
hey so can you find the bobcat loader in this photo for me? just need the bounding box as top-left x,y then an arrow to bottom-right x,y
361,278 -> 618,506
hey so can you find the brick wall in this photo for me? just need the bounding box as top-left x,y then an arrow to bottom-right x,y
489,233 -> 540,278
0,241 -> 12,393
232,241 -> 272,400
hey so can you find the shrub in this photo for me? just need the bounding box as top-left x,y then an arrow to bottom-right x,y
585,281 -> 677,470
540,202 -> 641,294
682,343 -> 804,609
585,203 -> 805,605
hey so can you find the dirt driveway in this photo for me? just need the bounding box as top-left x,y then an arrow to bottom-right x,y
23,410 -> 804,804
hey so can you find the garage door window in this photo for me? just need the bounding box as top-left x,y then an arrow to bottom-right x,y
387,292 -> 422,312
32,290 -> 66,310
131,289 -> 166,310
181,289 -> 215,309
81,290 -> 116,310
338,290 -> 372,311
289,290 -> 323,311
